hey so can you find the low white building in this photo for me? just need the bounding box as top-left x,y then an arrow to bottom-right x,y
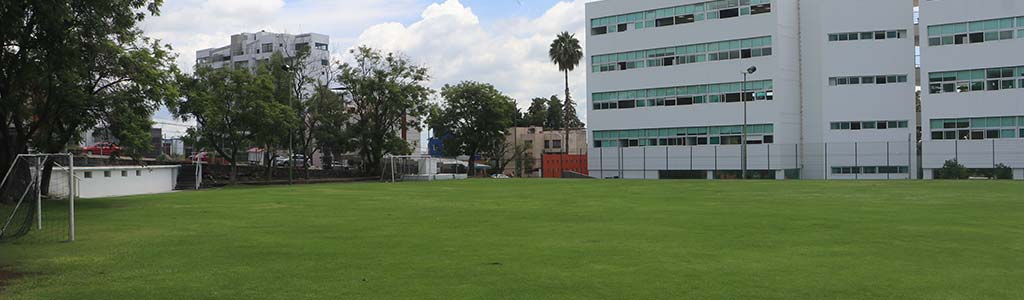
48,165 -> 180,198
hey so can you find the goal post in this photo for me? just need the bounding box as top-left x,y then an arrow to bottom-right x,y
0,153 -> 76,243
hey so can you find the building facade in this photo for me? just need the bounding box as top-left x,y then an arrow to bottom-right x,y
196,31 -> 332,84
586,0 -> 922,179
919,0 -> 1024,179
500,127 -> 587,177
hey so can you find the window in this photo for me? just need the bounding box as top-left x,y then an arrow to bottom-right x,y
592,36 -> 771,73
928,16 -> 1023,47
930,116 -> 1022,140
830,120 -> 910,131
84,172 -> 92,179
592,80 -> 773,111
321,59 -> 329,66
929,65 -> 1024,94
261,43 -> 273,53
120,170 -> 127,177
103,171 -> 111,177
552,140 -> 563,149
827,30 -> 908,42
832,166 -> 908,174
829,74 -> 908,86
314,43 -> 328,51
593,124 -> 774,148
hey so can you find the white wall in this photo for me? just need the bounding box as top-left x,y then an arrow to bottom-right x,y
799,0 -> 918,179
585,0 -> 802,178
919,0 -> 1024,174
48,165 -> 180,199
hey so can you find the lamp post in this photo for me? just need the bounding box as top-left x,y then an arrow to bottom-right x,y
282,64 -> 296,185
741,66 -> 757,180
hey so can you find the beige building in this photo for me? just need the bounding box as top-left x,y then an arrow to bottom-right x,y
499,127 -> 587,177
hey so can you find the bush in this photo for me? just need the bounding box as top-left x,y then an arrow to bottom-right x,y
994,163 -> 1013,180
937,159 -> 968,180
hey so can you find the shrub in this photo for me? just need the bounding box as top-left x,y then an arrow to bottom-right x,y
994,163 -> 1013,180
937,159 -> 968,180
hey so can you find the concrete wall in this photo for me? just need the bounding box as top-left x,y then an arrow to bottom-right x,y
48,165 -> 180,199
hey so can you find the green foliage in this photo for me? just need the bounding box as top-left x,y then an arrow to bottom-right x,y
937,159 -> 969,180
336,46 -> 432,175
994,163 -> 1013,180
0,0 -> 179,173
545,95 -> 564,130
524,98 -> 548,127
431,82 -> 516,173
173,67 -> 296,183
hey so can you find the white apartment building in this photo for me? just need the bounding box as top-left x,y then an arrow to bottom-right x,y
196,31 -> 332,85
586,0 -> 919,180
919,1 -> 1024,179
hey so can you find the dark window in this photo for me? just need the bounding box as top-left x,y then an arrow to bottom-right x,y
655,18 -> 674,27
663,57 -> 674,66
618,100 -> 635,109
675,14 -> 695,25
664,99 -> 677,106
850,122 -> 862,130
750,4 -> 771,15
929,38 -> 941,46
617,24 -> 628,32
591,26 -> 607,35
987,80 -> 1000,91
878,122 -> 888,129
971,131 -> 985,140
679,97 -> 694,105
741,49 -> 751,58
763,135 -> 774,144
861,32 -> 873,40
719,8 -> 739,19
969,32 -> 984,43
875,31 -> 887,39
724,93 -> 742,103
932,131 -> 944,140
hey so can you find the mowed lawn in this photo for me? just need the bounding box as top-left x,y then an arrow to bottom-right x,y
1,180 -> 1023,299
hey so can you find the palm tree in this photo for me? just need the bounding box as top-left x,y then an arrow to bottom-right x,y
549,31 -> 583,156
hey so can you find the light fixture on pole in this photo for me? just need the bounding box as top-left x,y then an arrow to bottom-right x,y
741,66 -> 757,180
282,64 -> 295,185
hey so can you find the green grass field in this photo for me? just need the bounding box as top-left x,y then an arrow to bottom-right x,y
1,180 -> 1023,299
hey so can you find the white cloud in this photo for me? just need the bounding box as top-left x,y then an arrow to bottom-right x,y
347,0 -> 590,123
141,0 -> 425,72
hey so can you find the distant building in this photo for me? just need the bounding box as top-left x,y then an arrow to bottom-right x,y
502,127 -> 587,177
195,31 -> 331,86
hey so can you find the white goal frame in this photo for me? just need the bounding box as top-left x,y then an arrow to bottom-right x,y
0,153 -> 76,242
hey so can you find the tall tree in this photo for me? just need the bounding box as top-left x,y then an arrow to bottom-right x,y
430,81 -> 516,175
172,67 -> 296,183
549,31 -> 584,153
336,46 -> 431,176
545,95 -> 564,130
524,97 -> 548,127
1,0 -> 180,203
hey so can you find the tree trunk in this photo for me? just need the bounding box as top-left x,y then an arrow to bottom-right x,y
230,150 -> 238,184
564,70 -> 571,155
264,145 -> 273,181
467,151 -> 477,178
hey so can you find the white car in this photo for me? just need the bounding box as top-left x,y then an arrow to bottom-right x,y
489,174 -> 511,179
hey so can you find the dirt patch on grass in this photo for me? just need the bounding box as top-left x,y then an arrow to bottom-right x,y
0,266 -> 30,292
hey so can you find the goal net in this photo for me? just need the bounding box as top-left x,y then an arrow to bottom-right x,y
382,155 -> 469,182
0,154 -> 76,243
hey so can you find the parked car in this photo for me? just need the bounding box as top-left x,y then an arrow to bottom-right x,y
274,154 -> 309,167
82,142 -> 120,155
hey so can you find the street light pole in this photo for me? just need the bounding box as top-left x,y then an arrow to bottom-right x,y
741,66 -> 757,180
283,64 -> 295,185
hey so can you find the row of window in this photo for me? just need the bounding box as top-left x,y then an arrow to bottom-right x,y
593,124 -> 774,148
928,66 -> 1024,94
930,116 -> 1024,140
831,166 -> 909,175
591,0 -> 771,36
591,36 -> 772,73
829,75 -> 909,86
828,30 -> 908,42
83,170 -> 144,178
592,80 -> 773,111
830,121 -> 910,131
927,16 -> 1024,47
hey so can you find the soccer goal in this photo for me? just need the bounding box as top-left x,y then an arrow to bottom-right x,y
382,155 -> 469,182
0,153 -> 76,242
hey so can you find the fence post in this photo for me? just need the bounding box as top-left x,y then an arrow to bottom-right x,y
68,153 -> 75,242
767,143 -> 772,172
824,142 -> 829,180
642,147 -> 647,179
854,142 -> 859,180
714,145 -> 718,179
886,141 -> 891,180
992,139 -> 997,175
599,146 -> 603,179
36,156 -> 42,230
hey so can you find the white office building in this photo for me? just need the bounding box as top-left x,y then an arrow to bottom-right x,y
919,1 -> 1024,179
586,0 -> 919,179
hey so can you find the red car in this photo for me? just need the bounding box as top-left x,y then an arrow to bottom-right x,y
82,142 -> 121,155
